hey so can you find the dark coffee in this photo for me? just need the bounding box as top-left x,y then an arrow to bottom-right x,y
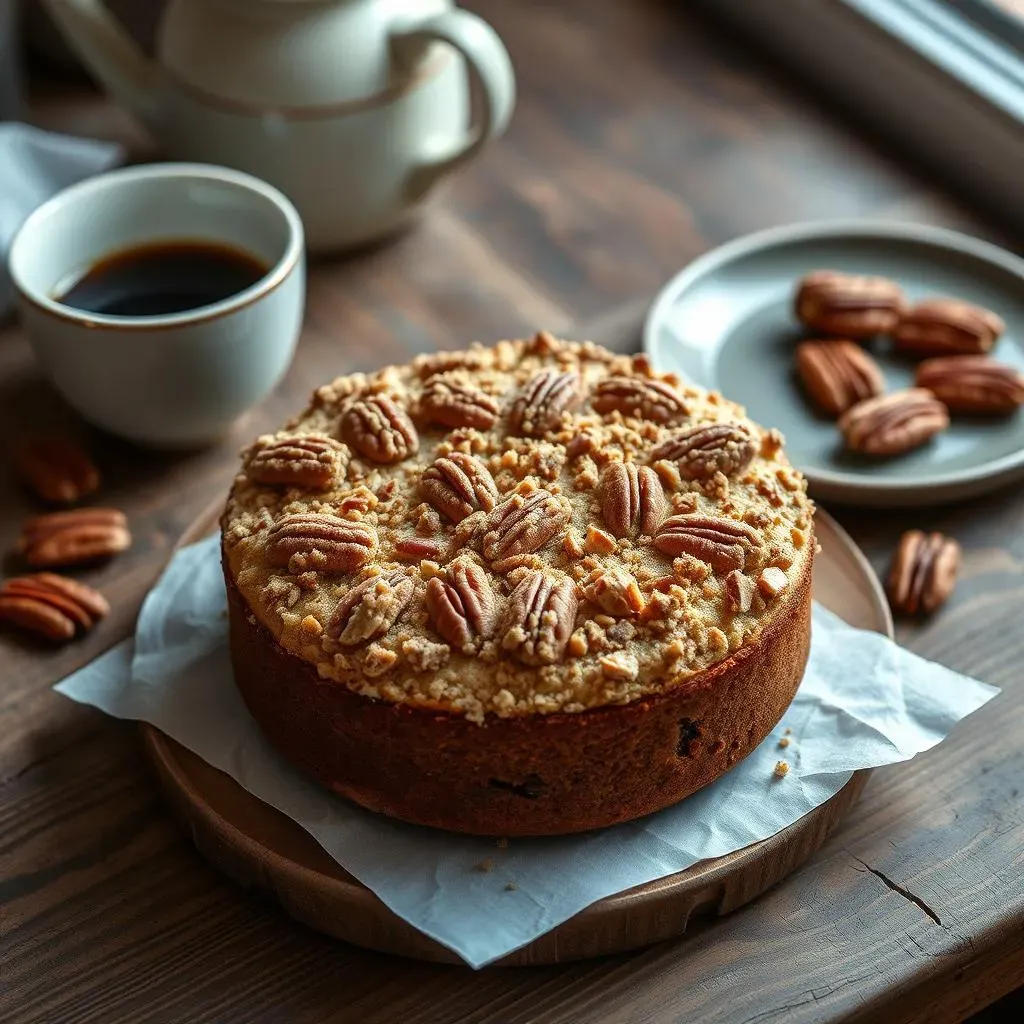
56,240 -> 269,317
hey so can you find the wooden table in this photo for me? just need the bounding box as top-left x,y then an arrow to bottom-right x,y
3,2 -> 1022,1021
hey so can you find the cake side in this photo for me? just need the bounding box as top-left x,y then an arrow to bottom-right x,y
222,334 -> 815,723
225,548 -> 812,835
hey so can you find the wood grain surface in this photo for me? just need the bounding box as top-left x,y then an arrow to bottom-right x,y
2,0 -> 1022,1021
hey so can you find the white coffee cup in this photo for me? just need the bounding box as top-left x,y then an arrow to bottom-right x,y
9,162 -> 305,447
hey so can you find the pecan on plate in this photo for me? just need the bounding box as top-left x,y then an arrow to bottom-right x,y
425,559 -> 497,649
795,339 -> 885,417
245,434 -> 348,490
11,433 -> 100,505
794,270 -> 905,338
419,375 -> 500,430
887,530 -> 960,615
327,570 -> 415,645
653,514 -> 761,574
508,369 -> 584,436
339,395 -> 418,464
497,570 -> 578,665
600,462 -> 665,538
893,299 -> 1004,357
266,513 -> 377,574
18,508 -> 131,568
420,452 -> 499,523
0,573 -> 109,642
592,375 -> 688,424
838,388 -> 949,456
650,423 -> 756,480
914,356 -> 1024,415
482,489 -> 571,563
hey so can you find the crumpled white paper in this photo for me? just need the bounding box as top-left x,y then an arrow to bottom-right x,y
56,535 -> 998,967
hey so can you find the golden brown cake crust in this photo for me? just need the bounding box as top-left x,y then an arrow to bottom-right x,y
222,334 -> 815,726
226,554 -> 812,836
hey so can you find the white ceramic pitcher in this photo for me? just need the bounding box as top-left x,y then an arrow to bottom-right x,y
42,0 -> 515,251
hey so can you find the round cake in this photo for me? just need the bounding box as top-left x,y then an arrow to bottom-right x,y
222,333 -> 815,836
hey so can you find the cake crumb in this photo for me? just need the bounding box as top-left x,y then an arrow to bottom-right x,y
784,727 -> 793,735
778,737 -> 790,749
477,858 -> 495,873
774,760 -> 790,778
505,881 -> 518,891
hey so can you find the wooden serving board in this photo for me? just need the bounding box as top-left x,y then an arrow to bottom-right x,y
140,503 -> 891,966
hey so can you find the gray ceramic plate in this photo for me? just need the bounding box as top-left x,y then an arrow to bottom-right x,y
643,221 -> 1024,506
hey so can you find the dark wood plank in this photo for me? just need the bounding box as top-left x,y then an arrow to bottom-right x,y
3,0 -> 1021,1021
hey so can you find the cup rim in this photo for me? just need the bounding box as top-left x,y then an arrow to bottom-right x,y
8,162 -> 305,331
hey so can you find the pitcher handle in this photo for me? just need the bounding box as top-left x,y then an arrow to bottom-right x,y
394,9 -> 515,201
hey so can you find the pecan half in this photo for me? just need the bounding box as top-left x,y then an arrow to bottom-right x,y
600,462 -> 666,538
915,356 -> 1024,414
592,376 -> 688,424
18,508 -> 131,568
508,370 -> 584,436
839,389 -> 949,455
340,395 -> 418,463
327,570 -> 415,645
266,513 -> 377,574
0,573 -> 109,642
482,489 -> 571,563
498,570 -> 578,665
425,559 -> 497,649
650,423 -> 756,480
245,434 -> 348,490
653,515 -> 761,573
794,270 -> 905,337
888,530 -> 959,615
12,433 -> 100,505
894,299 -> 1004,356
795,339 -> 885,416
420,375 -> 500,430
420,452 -> 499,523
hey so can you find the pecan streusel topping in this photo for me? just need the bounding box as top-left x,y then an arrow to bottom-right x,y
223,334 -> 814,723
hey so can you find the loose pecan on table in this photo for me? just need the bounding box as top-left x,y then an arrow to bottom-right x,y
0,573 -> 109,642
339,395 -> 419,463
18,508 -> 131,568
245,435 -> 348,490
914,356 -> 1024,415
794,270 -> 905,338
887,530 -> 960,615
838,389 -> 949,455
893,299 -> 1004,357
11,433 -> 100,505
650,423 -> 756,480
266,513 -> 376,574
795,339 -> 885,417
